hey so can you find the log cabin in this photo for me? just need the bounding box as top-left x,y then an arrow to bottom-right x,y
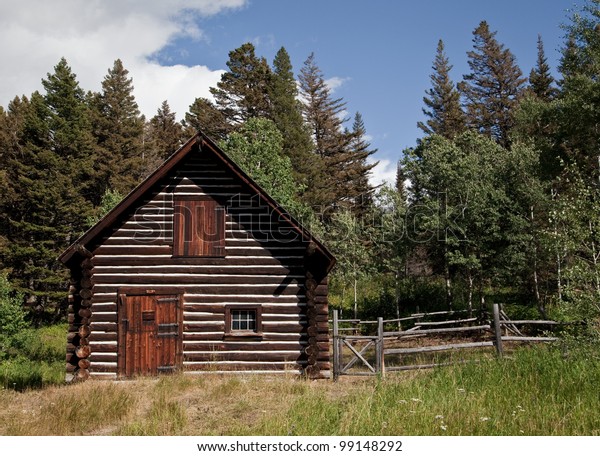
59,132 -> 335,381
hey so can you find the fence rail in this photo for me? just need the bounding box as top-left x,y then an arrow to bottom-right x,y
331,303 -> 563,380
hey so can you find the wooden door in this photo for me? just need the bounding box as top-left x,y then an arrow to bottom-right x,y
118,291 -> 182,378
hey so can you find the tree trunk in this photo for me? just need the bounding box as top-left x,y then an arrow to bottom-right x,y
531,206 -> 545,318
353,277 -> 358,320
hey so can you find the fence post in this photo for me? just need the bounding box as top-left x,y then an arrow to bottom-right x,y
493,303 -> 504,357
376,317 -> 385,377
332,309 -> 340,381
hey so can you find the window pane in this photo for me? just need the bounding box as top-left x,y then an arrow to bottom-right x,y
231,309 -> 256,332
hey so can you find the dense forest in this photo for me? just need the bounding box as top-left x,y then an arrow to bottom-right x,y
1,1 -> 600,334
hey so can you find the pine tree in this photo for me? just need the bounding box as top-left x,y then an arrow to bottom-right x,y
144,100 -> 185,171
269,47 -> 315,190
346,112 -> 378,217
91,59 -> 146,197
183,97 -> 231,141
459,21 -> 527,147
299,53 -> 353,214
210,43 -> 272,126
147,100 -> 184,160
417,40 -> 465,138
529,35 -> 557,101
1,59 -> 94,319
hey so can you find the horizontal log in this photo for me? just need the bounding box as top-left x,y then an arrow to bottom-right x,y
93,246 -> 173,255
184,351 -> 304,362
89,353 -> 117,363
183,314 -> 304,324
501,336 -> 558,342
386,360 -> 476,372
89,343 -> 117,353
90,363 -> 117,373
184,342 -> 309,352
384,341 -> 494,355
90,322 -> 117,332
184,323 -> 225,333
385,325 -> 491,337
92,256 -> 305,267
182,362 -> 304,372
78,359 -> 91,369
183,332 -> 307,342
92,274 -> 302,285
185,303 -> 305,314
501,320 -> 560,326
92,284 -> 303,296
183,295 -> 305,304
90,303 -> 117,313
92,265 -> 303,276
414,317 -> 479,327
90,313 -> 118,323
89,332 -> 117,342
102,237 -> 171,246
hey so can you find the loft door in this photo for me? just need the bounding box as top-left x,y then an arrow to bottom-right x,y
118,291 -> 182,377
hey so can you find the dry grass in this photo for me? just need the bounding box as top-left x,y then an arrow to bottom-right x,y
1,345 -> 600,436
0,372 -> 363,436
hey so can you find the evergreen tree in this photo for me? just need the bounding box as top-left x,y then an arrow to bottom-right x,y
1,59 -> 94,319
269,47 -> 315,190
346,112 -> 378,217
417,40 -> 465,138
144,100 -> 185,173
299,53 -> 353,214
91,59 -> 146,197
210,43 -> 272,126
529,35 -> 557,101
459,21 -> 527,148
183,97 -> 231,141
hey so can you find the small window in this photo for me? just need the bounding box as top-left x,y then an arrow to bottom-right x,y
173,197 -> 225,257
225,305 -> 262,337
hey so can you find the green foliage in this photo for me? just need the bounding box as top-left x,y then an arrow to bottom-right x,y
459,21 -> 526,147
418,39 -> 465,138
528,35 -> 557,101
210,43 -> 272,125
91,59 -> 146,197
0,274 -> 27,341
220,117 -> 310,219
269,47 -> 316,192
87,189 -> 124,227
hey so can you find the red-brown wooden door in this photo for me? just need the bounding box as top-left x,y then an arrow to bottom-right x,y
118,291 -> 182,378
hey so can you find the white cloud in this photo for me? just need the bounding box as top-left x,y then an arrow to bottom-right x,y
325,76 -> 349,93
368,157 -> 397,188
0,0 -> 246,119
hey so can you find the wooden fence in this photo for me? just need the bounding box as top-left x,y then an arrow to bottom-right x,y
331,304 -> 561,380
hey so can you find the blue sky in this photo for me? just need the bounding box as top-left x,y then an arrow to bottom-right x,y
0,0 -> 577,185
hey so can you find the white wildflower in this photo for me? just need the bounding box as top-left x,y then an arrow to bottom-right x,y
440,425 -> 447,431
480,417 -> 490,422
435,415 -> 444,420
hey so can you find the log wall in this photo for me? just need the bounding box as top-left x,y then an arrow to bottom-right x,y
71,151 -> 330,379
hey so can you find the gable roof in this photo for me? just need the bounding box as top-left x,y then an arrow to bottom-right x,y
59,132 -> 335,273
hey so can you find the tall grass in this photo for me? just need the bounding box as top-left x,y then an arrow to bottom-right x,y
246,345 -> 600,436
0,324 -> 66,390
1,344 -> 599,435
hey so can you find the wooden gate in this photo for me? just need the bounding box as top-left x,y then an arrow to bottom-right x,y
117,289 -> 183,378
